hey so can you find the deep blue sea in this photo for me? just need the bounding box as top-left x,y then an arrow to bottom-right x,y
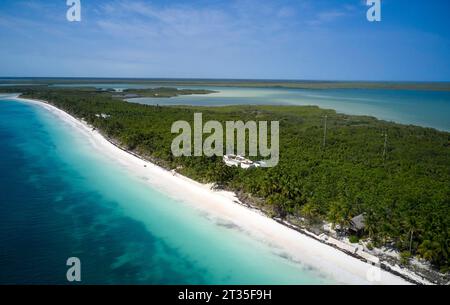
0,97 -> 334,284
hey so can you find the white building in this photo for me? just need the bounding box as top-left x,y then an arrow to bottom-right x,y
95,113 -> 111,119
223,154 -> 241,167
223,154 -> 266,169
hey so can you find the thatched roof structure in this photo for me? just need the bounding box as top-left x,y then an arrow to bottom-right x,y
350,214 -> 365,232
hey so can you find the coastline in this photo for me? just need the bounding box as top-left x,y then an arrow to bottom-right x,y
9,95 -> 426,285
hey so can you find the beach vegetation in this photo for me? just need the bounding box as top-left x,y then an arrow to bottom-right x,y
400,251 -> 412,266
349,235 -> 360,244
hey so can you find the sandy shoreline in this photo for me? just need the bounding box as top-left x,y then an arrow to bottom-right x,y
10,95 -> 416,285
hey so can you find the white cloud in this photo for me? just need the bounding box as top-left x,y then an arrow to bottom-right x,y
305,3 -> 360,27
94,0 -> 298,40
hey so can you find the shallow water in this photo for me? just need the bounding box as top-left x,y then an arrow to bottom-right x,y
47,82 -> 450,131
130,86 -> 450,132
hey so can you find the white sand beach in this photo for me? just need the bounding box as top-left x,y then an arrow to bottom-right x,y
13,96 -> 415,285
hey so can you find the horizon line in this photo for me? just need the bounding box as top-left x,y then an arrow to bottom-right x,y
1,77 -> 450,84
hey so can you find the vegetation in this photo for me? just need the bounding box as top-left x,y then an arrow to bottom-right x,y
400,251 -> 412,266
2,86 -> 449,272
1,78 -> 450,91
121,87 -> 217,98
349,236 -> 360,244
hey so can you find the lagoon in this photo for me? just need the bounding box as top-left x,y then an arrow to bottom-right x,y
129,86 -> 450,132
46,82 -> 450,131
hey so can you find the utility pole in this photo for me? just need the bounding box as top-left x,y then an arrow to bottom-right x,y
323,115 -> 328,149
382,130 -> 388,163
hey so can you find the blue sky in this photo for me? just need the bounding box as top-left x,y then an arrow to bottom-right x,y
0,0 -> 449,81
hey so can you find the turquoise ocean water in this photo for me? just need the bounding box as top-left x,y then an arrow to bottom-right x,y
0,97 -> 333,284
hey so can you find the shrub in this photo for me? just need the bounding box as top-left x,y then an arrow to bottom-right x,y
400,251 -> 411,265
349,235 -> 359,243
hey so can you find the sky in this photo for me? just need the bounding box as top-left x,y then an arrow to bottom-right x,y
0,0 -> 449,81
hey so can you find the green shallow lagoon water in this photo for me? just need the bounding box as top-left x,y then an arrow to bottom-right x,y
130,86 -> 450,132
